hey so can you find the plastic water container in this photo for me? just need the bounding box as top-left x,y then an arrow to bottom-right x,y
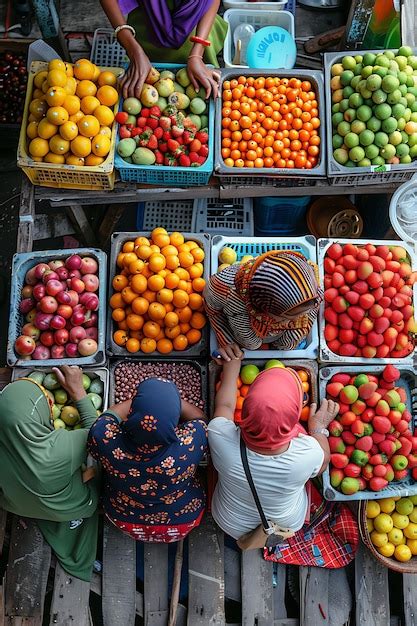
254,196 -> 311,235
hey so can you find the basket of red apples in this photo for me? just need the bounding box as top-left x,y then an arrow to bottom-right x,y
8,249 -> 107,366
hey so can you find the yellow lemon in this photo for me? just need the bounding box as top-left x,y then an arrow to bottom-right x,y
388,528 -> 404,546
373,513 -> 394,534
366,518 -> 374,533
63,95 -> 80,116
34,70 -> 48,89
70,135 -> 91,158
85,154 -> 104,166
73,59 -> 95,81
392,512 -> 410,530
66,154 -> 85,166
370,531 -> 388,548
44,152 -> 65,164
80,95 -> 100,114
37,118 -> 58,140
69,111 -> 84,124
29,137 -> 49,158
47,69 -> 67,88
49,135 -> 70,155
378,543 -> 395,558
379,498 -> 396,514
404,522 -> 417,540
98,70 -> 117,87
48,59 -> 66,72
76,79 -> 97,99
91,133 -> 110,157
26,121 -> 39,139
394,544 -> 412,562
99,126 -> 112,137
409,507 -> 417,524
396,498 -> 414,516
367,501 -> 381,519
407,539 -> 417,555
59,121 -> 78,141
29,98 -> 47,120
77,115 -> 100,138
47,106 -> 69,126
94,104 -> 114,126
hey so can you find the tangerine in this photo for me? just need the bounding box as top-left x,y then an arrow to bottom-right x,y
143,321 -> 161,338
135,236 -> 150,247
172,289 -> 189,308
59,121 -> 78,141
128,259 -> 145,274
153,232 -> 171,248
97,85 -> 118,106
98,70 -> 117,87
27,121 -> 39,139
78,115 -> 100,138
81,95 -> 100,114
37,118 -> 58,140
190,312 -> 206,329
149,253 -> 166,273
91,133 -> 111,157
126,314 -> 144,331
165,273 -> 180,289
63,77 -> 77,95
165,325 -> 181,339
112,274 -> 129,291
189,264 -> 203,279
29,137 -> 49,158
186,329 -> 201,345
143,289 -> 156,303
112,308 -> 125,322
148,302 -> 166,321
46,106 -> 69,126
179,323 -> 191,334
161,245 -> 178,257
126,337 -> 140,353
47,69 -> 67,87
70,135 -> 91,157
49,135 -> 70,155
132,296 -> 149,315
141,337 -> 156,353
131,274 -> 148,294
178,252 -> 194,268
137,245 -> 152,260
157,288 -> 173,304
94,104 -> 114,126
44,152 -> 65,164
189,293 -> 203,310
114,329 -> 128,346
45,86 -> 67,107
192,278 -> 205,292
191,247 -> 205,262
73,59 -> 96,80
86,155 -> 106,166
173,335 -> 188,351
170,232 -> 184,247
121,287 -> 137,304
164,312 -> 179,328
110,293 -> 124,308
148,274 -> 165,292
157,338 -> 173,354
165,255 -> 180,270
177,306 -> 192,323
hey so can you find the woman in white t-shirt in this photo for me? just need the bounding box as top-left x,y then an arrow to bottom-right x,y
208,345 -> 338,540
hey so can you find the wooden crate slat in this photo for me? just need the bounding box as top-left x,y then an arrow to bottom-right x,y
241,550 -> 273,626
224,546 -> 241,603
5,517 -> 51,622
102,520 -> 136,626
144,543 -> 169,626
49,562 -> 90,625
188,515 -> 224,626
273,565 -> 287,620
403,573 -> 417,626
355,542 -> 390,626
299,567 -> 329,625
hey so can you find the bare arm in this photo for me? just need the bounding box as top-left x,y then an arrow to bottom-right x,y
307,399 -> 339,475
99,0 -> 152,99
187,0 -> 221,99
180,399 -> 206,423
213,346 -> 244,421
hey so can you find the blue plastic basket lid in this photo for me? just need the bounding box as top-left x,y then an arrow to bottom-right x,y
246,26 -> 296,70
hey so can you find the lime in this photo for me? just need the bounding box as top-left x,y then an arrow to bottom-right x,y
405,69 -> 414,81
388,527 -> 404,545
344,109 -> 356,123
396,498 -> 414,516
387,89 -> 402,104
375,54 -> 390,68
332,134 -> 344,149
410,144 -> 417,158
372,156 -> 385,166
375,131 -> 389,147
382,117 -> 397,133
411,105 -> 417,115
349,146 -> 365,162
363,52 -> 377,66
345,159 -> 356,167
357,104 -> 372,121
374,513 -> 394,534
370,531 -> 388,547
345,132 -> 360,148
408,55 -> 417,69
353,64 -> 363,77
374,67 -> 388,78
341,70 -> 354,86
240,364 -> 260,385
359,129 -> 375,146
339,99 -> 350,112
409,87 -> 417,97
408,132 -> 417,146
357,158 -> 371,166
337,121 -> 351,137
332,112 -> 344,126
342,55 -> 357,70
400,154 -> 412,163
361,65 -> 374,79
396,143 -> 410,158
384,50 -> 396,60
367,116 -> 382,132
359,85 -> 372,99
380,143 -> 396,160
405,94 -> 416,108
392,103 -> 406,119
349,93 -> 363,108
351,119 -> 366,134
333,147 -> 349,164
401,130 -> 409,143
398,117 -> 406,130
395,56 -> 408,71
399,84 -> 408,96
372,89 -> 388,104
366,74 -> 382,91
355,55 -> 363,63
375,103 -> 392,120
404,108 -> 412,121
365,144 -> 379,159
351,75 -> 362,89
389,130 -> 402,145
343,85 -> 354,99
389,60 -> 400,73
397,71 -> 408,85
399,46 -> 413,57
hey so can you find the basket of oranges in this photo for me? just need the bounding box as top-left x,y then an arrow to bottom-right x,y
107,228 -> 210,357
17,59 -> 122,190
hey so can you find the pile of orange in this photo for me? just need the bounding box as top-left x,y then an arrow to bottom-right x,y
110,228 -> 207,354
216,367 -> 311,423
26,58 -> 119,166
221,76 -> 321,170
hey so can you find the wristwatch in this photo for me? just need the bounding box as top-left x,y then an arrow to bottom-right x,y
309,427 -> 329,437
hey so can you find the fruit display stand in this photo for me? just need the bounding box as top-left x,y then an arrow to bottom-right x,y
317,237 -> 417,365
319,365 -> 417,502
7,248 -> 107,367
324,49 -> 417,187
210,234 -> 319,359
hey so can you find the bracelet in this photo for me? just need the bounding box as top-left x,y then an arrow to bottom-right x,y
190,35 -> 211,47
115,24 -> 136,41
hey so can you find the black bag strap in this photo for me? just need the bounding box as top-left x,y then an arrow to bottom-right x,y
239,436 -> 270,532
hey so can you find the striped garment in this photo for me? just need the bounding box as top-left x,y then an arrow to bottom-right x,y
203,251 -> 322,351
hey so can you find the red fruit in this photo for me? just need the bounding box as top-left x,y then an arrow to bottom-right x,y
362,464 -> 374,480
395,468 -> 409,480
345,290 -> 360,305
378,439 -> 396,457
386,260 -> 401,273
347,306 -> 365,322
345,270 -> 357,284
352,280 -> 369,294
119,125 -> 131,139
339,344 -> 357,357
397,420 -> 410,433
331,272 -> 345,288
324,287 -> 339,303
391,310 -> 404,326
362,408 -> 375,423
356,435 -> 373,452
339,329 -> 356,344
340,411 -> 357,428
375,245 -> 390,260
330,453 -> 349,469
357,261 -> 373,280
407,453 -> 417,469
328,339 -> 341,353
369,304 -> 384,319
332,296 -> 348,313
342,430 -> 357,445
357,293 -> 374,310
324,258 -> 336,274
388,410 -> 402,426
367,331 -> 384,347
345,445 -> 355,457
342,255 -> 359,270
329,420 -> 343,437
327,381 -> 344,398
369,477 -> 388,491
331,373 -> 352,385
330,468 -> 345,488
40,330 -> 54,347
399,437 -> 412,456
327,243 -> 343,260
369,453 -> 388,465
324,308 -> 339,326
383,364 -> 401,383
351,420 -> 365,437
115,111 -> 129,124
372,432 -> 385,445
367,272 -> 383,289
385,464 -> 395,481
334,264 -> 346,275
351,400 -> 366,416
329,436 -> 346,453
357,248 -> 370,261
376,400 -> 391,417
373,464 -> 387,478
358,382 -> 378,400
373,415 -> 391,433
358,318 -> 373,335
339,313 -> 354,329
368,255 -> 386,272
344,463 -> 362,478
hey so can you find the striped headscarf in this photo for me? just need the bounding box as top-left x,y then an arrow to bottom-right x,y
234,251 -> 322,339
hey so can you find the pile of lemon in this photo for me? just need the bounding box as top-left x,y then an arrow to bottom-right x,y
366,496 -> 417,563
26,58 -> 119,166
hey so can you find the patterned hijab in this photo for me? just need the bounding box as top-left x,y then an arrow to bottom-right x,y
234,251 -> 322,339
240,368 -> 306,452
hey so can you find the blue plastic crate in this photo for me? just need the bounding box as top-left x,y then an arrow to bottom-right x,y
254,196 -> 311,236
115,63 -> 214,186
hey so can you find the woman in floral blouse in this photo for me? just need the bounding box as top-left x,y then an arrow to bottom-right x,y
88,378 -> 207,542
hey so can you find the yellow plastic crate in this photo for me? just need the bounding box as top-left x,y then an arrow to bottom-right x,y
17,61 -> 122,190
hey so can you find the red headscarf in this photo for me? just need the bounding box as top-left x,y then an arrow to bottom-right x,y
240,368 -> 306,452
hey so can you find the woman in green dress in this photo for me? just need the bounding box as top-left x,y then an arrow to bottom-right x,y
0,366 -> 100,581
100,0 -> 227,98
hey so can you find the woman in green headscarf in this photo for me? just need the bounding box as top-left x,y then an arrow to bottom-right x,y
0,366 -> 100,582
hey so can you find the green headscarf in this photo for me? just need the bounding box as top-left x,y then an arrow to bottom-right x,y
0,379 -> 99,581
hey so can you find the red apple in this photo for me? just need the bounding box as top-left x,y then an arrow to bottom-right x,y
49,259 -> 64,271
39,296 -> 58,314
40,331 -> 54,347
85,327 -> 98,340
34,312 -> 53,330
69,326 -> 87,344
19,297 -> 35,314
32,283 -> 46,301
65,343 -> 79,357
34,263 -> 50,280
22,323 -> 40,340
70,277 -> 85,294
42,270 -> 59,284
45,279 -> 64,297
84,312 -> 98,328
24,267 -> 38,285
56,290 -> 71,305
78,338 -> 98,356
65,254 -> 82,271
26,309 -> 37,323
32,345 -> 51,360
80,256 -> 98,275
21,285 -> 33,298
50,314 -> 66,330
68,269 -> 82,279
79,292 -> 99,311
82,274 -> 99,292
51,344 -> 65,358
56,266 -> 69,281
54,328 -> 69,345
14,335 -> 36,355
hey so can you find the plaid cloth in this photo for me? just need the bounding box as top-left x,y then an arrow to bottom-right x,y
264,483 -> 359,568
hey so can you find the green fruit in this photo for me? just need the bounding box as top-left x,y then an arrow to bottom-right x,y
372,156 -> 385,166
392,103 -> 406,119
190,97 -> 206,115
365,144 -> 379,159
159,70 -> 175,80
355,55 -> 363,63
361,65 -> 374,79
352,71 -> 362,83
401,130 -> 409,143
382,75 -> 400,93
344,108 -> 356,123
387,89 -> 402,105
342,55 -> 356,70
332,134 -> 344,149
357,158 -> 371,167
54,418 -> 66,430
60,405 -> 80,426
52,404 -> 61,420
375,131 -> 389,147
372,89 -> 387,104
240,364 -> 260,385
156,96 -> 167,111
389,131 -> 402,145
132,147 -> 156,165
396,497 -> 414,515
351,120 -> 366,134
54,388 -> 68,405
382,117 -> 397,133
89,378 -> 104,395
339,99 -> 350,112
343,86 -> 354,99
168,92 -> 190,110
399,46 -> 413,57
332,103 -> 340,113
351,449 -> 369,466
359,129 -> 374,146
366,74 -> 382,91
43,373 -> 60,391
363,53 -> 377,66
337,121 -> 351,137
395,56 -> 408,71
384,50 -> 396,60
380,143 -> 396,160
28,371 -> 45,385
357,105 -> 372,121
87,392 -> 102,410
82,374 -> 91,390
189,114 -> 202,130
186,84 -> 207,100
345,160 -> 355,167
374,67 -> 388,78
410,144 -> 417,158
175,68 -> 191,88
264,359 -> 285,370
409,56 -> 417,70
341,70 -> 354,86
348,93 -> 363,108
333,148 -> 349,164
349,146 -> 365,162
122,97 -> 142,115
375,54 -> 390,68
366,117 -> 381,132
408,132 -> 417,146
117,138 -> 136,158
340,477 -> 360,495
396,143 -> 410,158
354,374 -> 369,387
345,132 -> 359,148
375,103 -> 392,120
399,84 -> 408,96
398,117 -> 406,130
332,112 -> 344,126
172,83 -> 185,94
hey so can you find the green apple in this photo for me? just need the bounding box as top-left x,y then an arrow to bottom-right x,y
264,360 -> 285,370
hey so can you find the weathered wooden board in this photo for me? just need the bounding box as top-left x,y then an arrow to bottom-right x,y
64,204 -> 97,247
102,519 -> 136,626
403,573 -> 417,626
300,567 -> 329,626
241,550 -> 273,626
188,515 -> 225,626
17,178 -> 35,254
224,546 -> 241,603
49,562 -> 91,625
144,543 -> 169,626
355,542 -> 390,626
5,517 -> 51,623
273,565 -> 287,620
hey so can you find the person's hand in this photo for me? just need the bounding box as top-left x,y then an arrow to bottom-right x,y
308,399 -> 339,430
52,366 -> 86,402
214,343 -> 244,363
187,56 -> 221,99
120,45 -> 153,100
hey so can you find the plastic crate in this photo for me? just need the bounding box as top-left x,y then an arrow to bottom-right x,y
317,237 -> 417,365
223,0 -> 287,10
210,234 -> 319,359
254,196 -> 311,236
114,63 -> 214,186
324,49 -> 417,187
208,358 -> 317,418
192,197 -> 254,235
136,200 -> 194,232
223,8 -> 294,68
107,231 -> 210,358
8,249 -> 107,367
215,68 -> 326,181
320,365 -> 417,501
90,28 -> 128,66
12,366 -> 110,410
17,62 -> 121,190
389,176 -> 417,245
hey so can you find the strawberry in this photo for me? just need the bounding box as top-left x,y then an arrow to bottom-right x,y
179,153 -> 191,167
147,134 -> 158,150
119,126 -> 131,138
155,150 -> 164,164
159,116 -> 171,131
197,155 -> 206,164
154,127 -> 163,140
147,118 -> 159,130
131,128 -> 141,137
199,145 -> 209,158
138,130 -> 152,147
163,130 -> 171,142
159,142 -> 168,153
126,123 -> 135,130
196,129 -> 208,144
149,105 -> 161,118
137,116 -> 147,127
189,138 -> 202,153
115,111 -> 129,124
164,154 -> 177,166
167,138 -> 180,153
172,124 -> 184,137
183,130 -> 195,145
189,151 -> 200,164
177,136 -> 184,145
183,117 -> 197,130
141,108 -> 150,118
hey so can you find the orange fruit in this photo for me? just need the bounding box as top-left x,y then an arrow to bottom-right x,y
143,321 -> 161,338
165,273 -> 180,289
47,106 -> 69,126
158,269 -> 168,278
128,259 -> 145,275
44,152 -> 65,164
192,278 -> 205,292
73,59 -> 96,80
49,135 -> 70,155
69,110 -> 84,123
135,236 -> 150,247
191,247 -> 205,262
172,289 -> 189,308
66,153 -> 84,165
97,85 -> 118,107
179,322 -> 191,334
297,370 -> 309,382
190,312 -> 206,329
123,241 -> 135,252
112,307 -> 125,322
153,232 -> 171,248
186,329 -> 201,345
157,288 -> 173,304
177,306 -> 192,323
126,337 -> 140,353
178,251 -> 194,268
121,287 -> 137,304
165,325 -> 181,340
174,268 -> 190,280
114,329 -> 128,346
170,232 -> 184,247
80,95 -> 100,114
189,293 -> 203,310
173,335 -> 188,351
141,337 -> 156,353
148,302 -> 166,321
131,274 -> 147,294
59,121 -> 78,141
143,289 -> 156,303
300,406 -> 309,421
34,70 -> 48,89
165,255 -> 180,270
132,296 -> 149,315
236,396 -> 244,410
117,253 -> 126,267
122,252 -> 137,267
47,69 -> 67,87
189,263 -> 203,279
27,121 -> 39,139
45,86 -> 67,107
112,274 -> 129,291
149,244 -> 161,254
137,245 -> 152,260
129,330 -> 143,341
99,126 -> 112,138
70,135 -> 91,157
37,118 -> 58,140
85,154 -> 104,166
29,98 -> 47,120
157,338 -> 173,354
92,64 -> 101,82
64,62 -> 74,77
302,381 -> 309,393
49,59 -> 66,72
118,320 -> 128,330
29,137 -> 49,158
147,274 -> 165,292
126,313 -> 144,331
178,279 -> 189,292
91,133 -> 111,157
64,77 -> 77,95
110,293 -> 124,308
98,70 -> 117,87
161,245 -> 178,257
78,115 -> 100,138
177,243 -> 191,254
152,227 -> 168,237
149,253 -> 166,273
94,104 -> 114,126
240,385 -> 250,397
164,312 -> 179,328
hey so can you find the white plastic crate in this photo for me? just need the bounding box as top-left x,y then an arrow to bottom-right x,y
223,8 -> 295,68
136,200 -> 194,232
389,176 -> 417,247
210,235 -> 319,359
90,28 -> 128,66
192,198 -> 254,236
223,0 -> 287,9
